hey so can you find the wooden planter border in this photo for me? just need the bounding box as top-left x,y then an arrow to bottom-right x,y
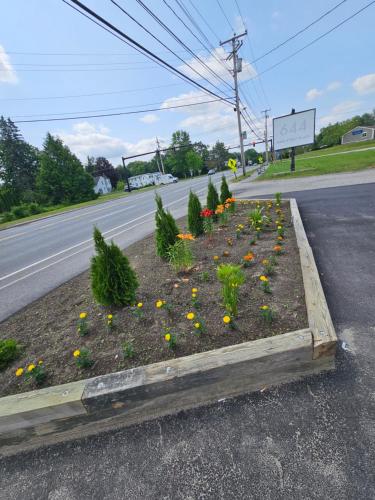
0,199 -> 336,456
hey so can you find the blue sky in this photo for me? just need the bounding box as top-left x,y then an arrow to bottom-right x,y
1,0 -> 374,165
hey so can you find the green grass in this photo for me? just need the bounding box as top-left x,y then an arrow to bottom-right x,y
0,186 -> 158,231
258,146 -> 375,181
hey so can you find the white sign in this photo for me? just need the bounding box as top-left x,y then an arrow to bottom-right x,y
273,109 -> 316,150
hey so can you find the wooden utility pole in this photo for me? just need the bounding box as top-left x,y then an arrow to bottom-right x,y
262,109 -> 271,164
220,31 -> 247,176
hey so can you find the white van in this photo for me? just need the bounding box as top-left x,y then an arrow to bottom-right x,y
157,174 -> 178,185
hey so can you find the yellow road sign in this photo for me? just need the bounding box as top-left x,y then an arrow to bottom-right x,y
228,158 -> 237,172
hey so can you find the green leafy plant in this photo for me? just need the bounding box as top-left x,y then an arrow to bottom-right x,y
163,328 -> 177,349
259,275 -> 272,294
155,194 -> 179,259
167,239 -> 194,273
261,259 -> 275,276
91,227 -> 138,306
188,191 -> 204,237
198,270 -> 210,282
275,192 -> 282,205
206,181 -> 219,212
0,339 -> 20,371
260,305 -> 274,323
217,264 -> 245,316
25,361 -> 47,385
77,312 -> 88,336
248,207 -> 270,230
122,341 -> 135,359
73,348 -> 94,369
220,175 -> 232,204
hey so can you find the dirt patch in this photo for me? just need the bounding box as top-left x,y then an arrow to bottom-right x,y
0,201 -> 308,397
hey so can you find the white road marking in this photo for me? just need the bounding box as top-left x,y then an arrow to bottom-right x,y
0,231 -> 27,242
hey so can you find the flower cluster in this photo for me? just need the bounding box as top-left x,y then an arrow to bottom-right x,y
16,360 -> 46,385
215,204 -> 225,215
200,208 -> 214,218
177,233 -> 195,241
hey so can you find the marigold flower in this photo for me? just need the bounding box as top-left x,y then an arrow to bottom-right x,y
213,255 -> 220,261
137,302 -> 143,308
192,293 -> 197,298
164,333 -> 171,342
156,300 -> 163,308
277,225 -> 282,230
223,315 -> 231,324
27,364 -> 36,372
274,245 -> 282,252
262,259 -> 269,265
73,349 -> 81,358
186,312 -> 195,320
15,367 -> 24,377
79,312 -> 87,319
277,236 -> 283,241
192,287 -> 198,293
38,360 -> 43,365
177,233 -> 195,240
223,250 -> 230,257
194,322 -> 201,329
107,314 -> 113,319
243,253 -> 254,262
259,275 -> 268,282
260,305 -> 269,310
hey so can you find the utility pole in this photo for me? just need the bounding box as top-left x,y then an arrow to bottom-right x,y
290,108 -> 296,172
156,137 -> 165,174
121,157 -> 132,192
262,109 -> 271,164
220,31 -> 247,176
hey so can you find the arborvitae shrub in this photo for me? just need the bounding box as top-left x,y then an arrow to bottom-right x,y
207,181 -> 219,212
155,194 -> 179,259
91,227 -> 138,306
188,191 -> 204,237
0,339 -> 20,371
220,175 -> 232,204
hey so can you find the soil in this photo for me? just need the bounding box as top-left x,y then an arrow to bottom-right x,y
0,200 -> 308,397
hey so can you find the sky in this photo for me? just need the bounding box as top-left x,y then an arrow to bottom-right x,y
0,0 -> 374,165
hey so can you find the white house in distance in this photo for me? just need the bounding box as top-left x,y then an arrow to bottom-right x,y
93,175 -> 112,195
341,125 -> 375,145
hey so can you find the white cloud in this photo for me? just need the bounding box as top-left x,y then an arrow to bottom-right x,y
327,81 -> 342,92
0,45 -> 18,84
319,100 -> 362,127
178,47 -> 257,84
353,73 -> 375,95
57,122 -> 165,163
140,113 -> 159,124
306,88 -> 324,101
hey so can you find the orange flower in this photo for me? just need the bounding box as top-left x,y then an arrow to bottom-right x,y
226,197 -> 236,203
274,245 -> 282,253
243,253 -> 254,262
177,233 -> 195,240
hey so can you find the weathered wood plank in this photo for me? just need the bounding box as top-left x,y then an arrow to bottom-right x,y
290,198 -> 337,359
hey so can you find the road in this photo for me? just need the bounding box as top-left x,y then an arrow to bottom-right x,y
1,182 -> 374,499
0,172 -> 228,322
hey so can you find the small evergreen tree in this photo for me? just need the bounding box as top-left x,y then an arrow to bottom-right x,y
207,181 -> 219,211
188,191 -> 203,237
91,227 -> 138,306
155,194 -> 179,259
220,175 -> 232,204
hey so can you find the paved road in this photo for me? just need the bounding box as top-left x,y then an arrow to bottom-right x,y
0,172 -> 228,322
1,182 -> 374,499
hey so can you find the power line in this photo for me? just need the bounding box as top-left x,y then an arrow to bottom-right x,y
254,1 -> 375,78
0,83 -> 186,102
5,48 -> 199,57
62,0 -> 234,106
215,0 -> 235,33
129,0 -> 233,97
109,0 -> 233,99
252,0 -> 348,64
187,0 -> 221,42
12,97 -> 226,123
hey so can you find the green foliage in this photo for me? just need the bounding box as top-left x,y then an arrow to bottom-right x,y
210,141 -> 230,170
248,207 -> 267,229
91,227 -> 138,306
25,364 -> 47,385
155,194 -> 179,259
188,191 -> 204,237
315,110 -> 375,148
220,175 -> 232,204
206,181 -> 219,212
185,150 -> 203,176
75,348 -> 94,369
116,180 -> 125,192
275,192 -> 282,205
217,264 -> 245,316
0,339 -> 20,370
122,341 -> 135,359
37,133 -> 95,205
244,148 -> 258,165
167,239 -> 194,273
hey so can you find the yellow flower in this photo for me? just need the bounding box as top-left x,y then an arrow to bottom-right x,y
192,293 -> 197,298
27,364 -> 36,372
256,227 -> 261,231
137,302 -> 143,308
156,300 -> 163,308
38,360 -> 43,365
259,275 -> 268,282
262,259 -> 269,265
277,225 -> 282,230
223,315 -> 231,324
260,305 -> 269,310
73,349 -> 81,358
79,312 -> 87,319
192,288 -> 198,293
194,322 -> 201,329
165,333 -> 171,342
213,255 -> 220,261
15,367 -> 24,377
186,312 -> 195,320
107,314 -> 113,319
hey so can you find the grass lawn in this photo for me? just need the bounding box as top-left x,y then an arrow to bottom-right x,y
258,147 -> 375,181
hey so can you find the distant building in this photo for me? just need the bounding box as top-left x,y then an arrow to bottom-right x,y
93,175 -> 112,195
341,125 -> 375,145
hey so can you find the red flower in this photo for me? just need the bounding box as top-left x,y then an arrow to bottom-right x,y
200,208 -> 214,218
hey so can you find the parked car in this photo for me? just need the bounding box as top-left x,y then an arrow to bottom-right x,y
159,174 -> 178,185
207,168 -> 216,175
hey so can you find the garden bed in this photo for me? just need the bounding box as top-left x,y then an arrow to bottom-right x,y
0,200 -> 308,398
